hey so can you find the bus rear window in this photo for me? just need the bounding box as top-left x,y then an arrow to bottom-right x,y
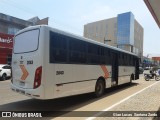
14,29 -> 39,54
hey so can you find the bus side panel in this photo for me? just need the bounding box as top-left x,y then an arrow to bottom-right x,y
118,66 -> 135,85
43,64 -> 55,99
41,27 -> 55,99
105,77 -> 112,88
52,64 -> 112,98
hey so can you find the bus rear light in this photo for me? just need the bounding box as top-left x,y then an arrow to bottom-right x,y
34,66 -> 42,89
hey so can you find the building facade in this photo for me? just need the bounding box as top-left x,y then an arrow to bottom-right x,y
0,13 -> 48,64
0,32 -> 14,65
152,57 -> 160,66
84,12 -> 144,58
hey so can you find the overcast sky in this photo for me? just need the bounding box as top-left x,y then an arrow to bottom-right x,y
0,0 -> 160,57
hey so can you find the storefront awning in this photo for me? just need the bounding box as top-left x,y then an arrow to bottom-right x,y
144,0 -> 160,28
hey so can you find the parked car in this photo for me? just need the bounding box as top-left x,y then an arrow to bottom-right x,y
144,67 -> 150,70
0,64 -> 11,80
139,67 -> 144,74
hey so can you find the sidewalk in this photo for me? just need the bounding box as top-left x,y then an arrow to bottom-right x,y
95,81 -> 160,120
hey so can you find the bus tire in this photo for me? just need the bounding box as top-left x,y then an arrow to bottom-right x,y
95,79 -> 105,97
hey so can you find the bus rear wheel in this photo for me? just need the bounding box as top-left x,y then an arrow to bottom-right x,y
95,80 -> 105,97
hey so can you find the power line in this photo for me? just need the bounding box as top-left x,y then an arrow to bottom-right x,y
1,0 -> 43,17
0,0 -> 83,35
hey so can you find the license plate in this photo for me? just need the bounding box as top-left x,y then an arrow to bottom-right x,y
19,81 -> 25,86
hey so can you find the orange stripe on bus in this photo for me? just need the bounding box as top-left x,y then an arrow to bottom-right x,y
100,65 -> 109,79
20,65 -> 29,80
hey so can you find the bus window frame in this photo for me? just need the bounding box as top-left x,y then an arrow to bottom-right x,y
13,28 -> 40,54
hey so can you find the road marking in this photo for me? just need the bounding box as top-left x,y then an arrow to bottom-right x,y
86,81 -> 160,120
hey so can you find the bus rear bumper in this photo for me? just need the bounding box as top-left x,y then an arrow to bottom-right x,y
11,83 -> 45,99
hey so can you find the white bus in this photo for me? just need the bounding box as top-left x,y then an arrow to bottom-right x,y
11,25 -> 139,100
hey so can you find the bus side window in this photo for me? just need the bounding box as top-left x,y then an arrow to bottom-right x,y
105,48 -> 111,65
88,44 -> 96,64
118,53 -> 122,65
124,54 -> 127,65
100,47 -> 105,64
129,56 -> 132,66
50,32 -> 67,63
69,38 -> 86,63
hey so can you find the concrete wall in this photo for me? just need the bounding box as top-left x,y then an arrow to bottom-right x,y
84,17 -> 117,47
84,16 -> 144,58
134,20 -> 144,58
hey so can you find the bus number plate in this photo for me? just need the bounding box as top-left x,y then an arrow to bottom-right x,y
56,71 -> 64,75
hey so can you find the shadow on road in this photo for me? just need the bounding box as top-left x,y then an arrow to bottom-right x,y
0,77 -> 11,81
0,82 -> 139,117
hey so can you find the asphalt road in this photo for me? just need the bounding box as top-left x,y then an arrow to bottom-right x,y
0,74 -> 158,120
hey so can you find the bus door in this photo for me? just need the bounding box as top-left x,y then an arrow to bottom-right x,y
135,58 -> 139,80
111,53 -> 118,86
